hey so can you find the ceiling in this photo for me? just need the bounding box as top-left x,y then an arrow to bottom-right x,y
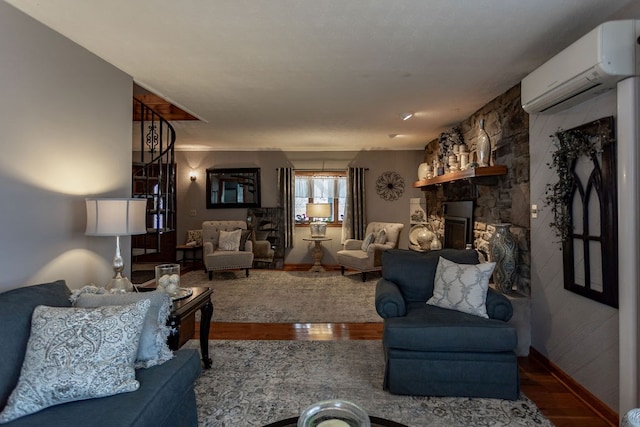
5,0 -> 640,152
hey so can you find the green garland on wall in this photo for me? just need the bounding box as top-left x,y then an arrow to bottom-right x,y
544,128 -> 605,243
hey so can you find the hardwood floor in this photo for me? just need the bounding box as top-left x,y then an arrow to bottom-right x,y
196,321 -> 617,426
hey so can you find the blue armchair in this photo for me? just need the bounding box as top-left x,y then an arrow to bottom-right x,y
375,248 -> 520,400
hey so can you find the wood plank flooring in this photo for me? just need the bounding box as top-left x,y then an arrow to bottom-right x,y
195,321 -> 616,426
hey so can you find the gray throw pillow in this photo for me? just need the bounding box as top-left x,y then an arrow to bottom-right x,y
219,229 -> 242,251
0,300 -> 150,423
426,257 -> 495,318
374,228 -> 387,244
74,291 -> 173,368
361,233 -> 375,251
236,227 -> 253,250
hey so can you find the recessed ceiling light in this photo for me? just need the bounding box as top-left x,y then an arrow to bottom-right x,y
400,112 -> 414,121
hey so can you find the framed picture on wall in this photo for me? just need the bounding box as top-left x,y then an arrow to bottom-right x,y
205,168 -> 261,209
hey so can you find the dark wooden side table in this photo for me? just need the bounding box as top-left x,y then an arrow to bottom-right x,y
176,244 -> 203,266
167,287 -> 213,369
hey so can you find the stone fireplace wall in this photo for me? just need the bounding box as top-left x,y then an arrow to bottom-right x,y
421,84 -> 531,295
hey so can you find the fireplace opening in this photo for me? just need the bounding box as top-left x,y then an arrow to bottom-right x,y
443,201 -> 474,249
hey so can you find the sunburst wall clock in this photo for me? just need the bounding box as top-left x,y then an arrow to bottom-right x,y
376,171 -> 405,201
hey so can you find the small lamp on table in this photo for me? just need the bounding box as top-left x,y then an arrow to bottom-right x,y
85,198 -> 148,293
306,203 -> 331,238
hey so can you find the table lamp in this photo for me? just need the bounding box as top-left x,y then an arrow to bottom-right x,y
85,198 -> 148,293
306,203 -> 331,238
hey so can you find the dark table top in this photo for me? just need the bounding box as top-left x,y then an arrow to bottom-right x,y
170,286 -> 212,317
262,416 -> 408,427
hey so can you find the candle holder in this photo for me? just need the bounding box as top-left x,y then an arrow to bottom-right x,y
298,399 -> 370,427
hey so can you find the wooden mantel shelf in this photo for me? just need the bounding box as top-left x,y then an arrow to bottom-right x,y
413,165 -> 508,188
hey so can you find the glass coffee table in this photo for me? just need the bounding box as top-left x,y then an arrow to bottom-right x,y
263,416 -> 407,427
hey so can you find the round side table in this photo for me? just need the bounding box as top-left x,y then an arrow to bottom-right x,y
302,237 -> 332,272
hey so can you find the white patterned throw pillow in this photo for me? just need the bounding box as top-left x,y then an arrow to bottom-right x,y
426,257 -> 496,318
74,290 -> 173,368
0,300 -> 150,423
218,229 -> 242,251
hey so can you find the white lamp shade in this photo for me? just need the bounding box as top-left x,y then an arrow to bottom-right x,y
85,198 -> 147,236
306,203 -> 331,219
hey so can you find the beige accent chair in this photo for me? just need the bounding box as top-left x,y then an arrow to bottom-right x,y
336,222 -> 404,281
202,221 -> 254,280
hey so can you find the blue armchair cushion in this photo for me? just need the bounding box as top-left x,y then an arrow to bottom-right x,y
381,249 -> 480,303
384,302 -> 517,353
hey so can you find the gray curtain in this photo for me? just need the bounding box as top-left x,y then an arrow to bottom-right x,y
277,167 -> 295,248
342,167 -> 367,243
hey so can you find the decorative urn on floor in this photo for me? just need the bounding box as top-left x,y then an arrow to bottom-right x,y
489,223 -> 519,293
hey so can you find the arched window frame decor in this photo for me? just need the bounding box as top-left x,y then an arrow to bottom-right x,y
545,116 -> 617,308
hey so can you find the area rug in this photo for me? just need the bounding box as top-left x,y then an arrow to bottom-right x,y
179,269 -> 382,323
186,339 -> 552,427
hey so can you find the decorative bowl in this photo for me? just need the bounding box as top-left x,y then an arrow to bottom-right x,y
297,400 -> 370,427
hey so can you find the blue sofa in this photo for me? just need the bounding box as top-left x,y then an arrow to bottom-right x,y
0,280 -> 202,426
375,249 -> 520,400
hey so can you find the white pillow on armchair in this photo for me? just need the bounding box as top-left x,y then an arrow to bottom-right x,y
426,257 -> 496,318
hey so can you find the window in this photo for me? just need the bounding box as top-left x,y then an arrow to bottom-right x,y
294,172 -> 347,225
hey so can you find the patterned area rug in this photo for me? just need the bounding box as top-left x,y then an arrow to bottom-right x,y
186,340 -> 552,427
179,269 -> 382,323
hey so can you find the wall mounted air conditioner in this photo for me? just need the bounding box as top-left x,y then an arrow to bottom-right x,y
521,20 -> 639,114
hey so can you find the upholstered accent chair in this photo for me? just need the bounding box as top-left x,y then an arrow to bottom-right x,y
336,222 -> 404,281
202,221 -> 254,280
375,249 -> 519,400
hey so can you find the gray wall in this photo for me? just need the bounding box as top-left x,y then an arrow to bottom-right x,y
529,90 -> 619,410
0,3 -> 134,292
175,149 -> 424,264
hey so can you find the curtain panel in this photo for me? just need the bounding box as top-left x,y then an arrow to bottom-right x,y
341,167 -> 367,243
277,167 -> 295,248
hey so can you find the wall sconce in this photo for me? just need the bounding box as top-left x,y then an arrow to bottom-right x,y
189,171 -> 197,182
400,112 -> 414,121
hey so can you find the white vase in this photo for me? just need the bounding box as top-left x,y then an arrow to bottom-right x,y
430,235 -> 442,250
477,119 -> 491,167
415,227 -> 435,250
417,162 -> 430,180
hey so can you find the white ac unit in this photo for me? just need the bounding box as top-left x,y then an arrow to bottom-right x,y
521,20 -> 639,114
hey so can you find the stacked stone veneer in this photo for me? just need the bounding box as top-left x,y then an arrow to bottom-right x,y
421,84 -> 531,295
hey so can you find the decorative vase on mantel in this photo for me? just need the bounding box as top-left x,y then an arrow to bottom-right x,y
477,119 -> 491,167
488,223 -> 519,293
417,162 -> 431,180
